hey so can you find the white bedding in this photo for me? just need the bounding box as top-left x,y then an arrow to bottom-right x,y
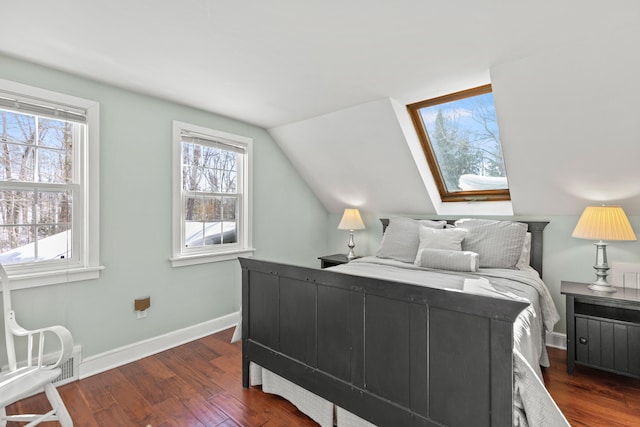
244,256 -> 569,427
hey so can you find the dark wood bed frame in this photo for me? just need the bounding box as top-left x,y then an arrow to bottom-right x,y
240,220 -> 549,427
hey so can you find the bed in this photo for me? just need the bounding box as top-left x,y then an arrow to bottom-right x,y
238,218 -> 568,427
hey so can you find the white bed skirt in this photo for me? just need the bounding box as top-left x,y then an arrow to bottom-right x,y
249,360 -> 568,427
250,362 -> 375,427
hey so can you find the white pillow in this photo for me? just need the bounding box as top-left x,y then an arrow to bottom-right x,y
416,248 -> 479,272
376,217 -> 447,263
455,219 -> 528,269
414,227 -> 467,264
516,232 -> 532,270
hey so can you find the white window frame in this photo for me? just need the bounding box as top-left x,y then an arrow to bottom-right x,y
171,121 -> 253,267
0,79 -> 101,290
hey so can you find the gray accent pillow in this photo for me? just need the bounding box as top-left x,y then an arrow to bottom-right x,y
376,217 -> 447,263
416,248 -> 479,272
454,219 -> 528,269
414,227 -> 468,264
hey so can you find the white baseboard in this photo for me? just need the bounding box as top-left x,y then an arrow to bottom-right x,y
79,310 -> 240,380
546,331 -> 567,350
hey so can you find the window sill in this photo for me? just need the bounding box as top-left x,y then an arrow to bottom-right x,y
170,248 -> 256,267
8,266 -> 105,291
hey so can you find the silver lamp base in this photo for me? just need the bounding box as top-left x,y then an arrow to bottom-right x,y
588,282 -> 617,293
346,230 -> 356,261
588,241 -> 616,293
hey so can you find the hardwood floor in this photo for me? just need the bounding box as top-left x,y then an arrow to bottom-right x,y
6,328 -> 316,426
544,346 -> 640,427
7,329 -> 640,426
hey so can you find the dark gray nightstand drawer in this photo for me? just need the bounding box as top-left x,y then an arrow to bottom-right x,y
575,315 -> 640,375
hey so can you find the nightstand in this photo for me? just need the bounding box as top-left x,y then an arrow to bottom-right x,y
318,254 -> 354,268
561,280 -> 640,378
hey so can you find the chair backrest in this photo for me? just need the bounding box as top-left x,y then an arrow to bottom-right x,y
1,263 -> 17,371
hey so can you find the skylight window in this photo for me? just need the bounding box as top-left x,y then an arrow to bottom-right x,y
407,84 -> 509,202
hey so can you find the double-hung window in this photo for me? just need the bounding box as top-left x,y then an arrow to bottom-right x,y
0,79 -> 100,288
171,121 -> 253,266
407,84 -> 510,202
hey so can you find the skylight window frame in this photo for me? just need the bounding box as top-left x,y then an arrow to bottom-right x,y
407,84 -> 510,203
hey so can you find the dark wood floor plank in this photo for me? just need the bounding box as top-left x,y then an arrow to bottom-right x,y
57,382 -> 101,427
207,391 -> 272,426
176,393 -> 231,426
152,396 -> 208,427
117,360 -> 177,406
200,329 -> 242,357
154,345 -> 226,399
8,329 -> 640,426
92,404 -> 138,427
544,346 -> 640,426
71,373 -> 117,413
135,351 -> 178,380
93,366 -> 158,424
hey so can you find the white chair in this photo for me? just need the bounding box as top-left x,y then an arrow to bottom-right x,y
0,264 -> 74,426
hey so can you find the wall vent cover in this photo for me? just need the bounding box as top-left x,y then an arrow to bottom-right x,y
53,346 -> 81,386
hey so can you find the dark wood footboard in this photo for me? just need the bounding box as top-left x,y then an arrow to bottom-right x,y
240,257 -> 528,427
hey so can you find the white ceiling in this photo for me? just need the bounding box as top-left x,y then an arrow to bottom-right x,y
1,0 -> 634,128
3,1 -> 640,215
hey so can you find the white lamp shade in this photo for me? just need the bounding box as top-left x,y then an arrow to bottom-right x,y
337,208 -> 365,231
572,205 -> 636,241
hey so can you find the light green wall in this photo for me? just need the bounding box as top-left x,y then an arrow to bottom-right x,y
0,53 -> 329,360
327,212 -> 640,334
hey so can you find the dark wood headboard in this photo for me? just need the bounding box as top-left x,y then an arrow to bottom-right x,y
380,218 -> 549,277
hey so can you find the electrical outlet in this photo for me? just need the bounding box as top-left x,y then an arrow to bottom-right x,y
134,296 -> 151,319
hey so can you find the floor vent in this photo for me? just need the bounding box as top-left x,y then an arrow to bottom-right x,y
53,346 -> 81,386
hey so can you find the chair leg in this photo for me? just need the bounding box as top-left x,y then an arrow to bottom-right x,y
44,383 -> 73,427
1,405 -> 7,427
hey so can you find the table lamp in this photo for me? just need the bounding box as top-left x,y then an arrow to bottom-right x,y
572,205 -> 636,292
337,208 -> 366,260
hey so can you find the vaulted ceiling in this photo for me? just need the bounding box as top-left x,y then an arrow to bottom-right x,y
3,1 -> 640,215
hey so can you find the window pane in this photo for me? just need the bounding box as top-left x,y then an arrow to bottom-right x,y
38,118 -> 68,149
0,225 -> 35,262
183,195 -> 237,247
418,92 -> 506,193
182,166 -> 199,191
0,190 -> 35,225
184,220 -> 237,247
0,110 -> 35,145
222,196 -> 234,218
181,142 -> 197,167
37,190 -> 72,225
220,169 -> 237,193
0,189 -> 73,263
1,142 -> 35,182
38,147 -> 72,183
184,196 -> 200,222
36,224 -> 71,261
182,141 -> 238,194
